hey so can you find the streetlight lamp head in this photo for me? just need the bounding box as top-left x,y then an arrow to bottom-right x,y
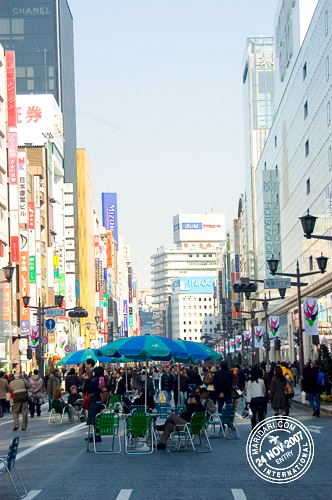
54,294 -> 64,307
299,210 -> 317,239
3,265 -> 15,283
267,255 -> 279,275
316,253 -> 328,273
244,290 -> 251,300
234,302 -> 241,313
279,288 -> 286,299
23,295 -> 30,307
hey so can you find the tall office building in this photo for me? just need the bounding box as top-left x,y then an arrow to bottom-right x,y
242,37 -> 275,279
151,213 -> 225,338
0,0 -> 79,288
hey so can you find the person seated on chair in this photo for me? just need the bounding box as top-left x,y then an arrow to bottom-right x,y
68,385 -> 82,411
199,387 -> 217,416
156,393 -> 205,450
53,389 -> 75,422
132,388 -> 155,410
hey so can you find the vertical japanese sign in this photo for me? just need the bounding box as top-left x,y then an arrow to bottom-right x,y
106,231 -> 113,268
18,152 -> 27,223
6,51 -> 16,127
8,132 -> 18,185
128,266 -> 133,304
28,202 -> 35,228
303,298 -> 319,336
235,335 -> 242,351
20,248 -> 30,335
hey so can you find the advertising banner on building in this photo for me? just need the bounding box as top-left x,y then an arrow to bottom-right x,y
229,338 -> 235,353
262,170 -> 281,278
6,51 -> 16,128
18,152 -> 27,223
29,256 -> 36,283
172,276 -> 217,294
269,316 -> 280,340
254,326 -> 264,348
244,331 -> 252,341
20,251 -> 30,335
106,231 -> 113,267
303,298 -> 319,336
28,202 -> 35,228
225,340 -> 230,354
11,236 -> 19,263
102,193 -> 118,248
235,335 -> 242,351
77,336 -> 85,350
65,274 -> 76,310
8,132 -> 18,185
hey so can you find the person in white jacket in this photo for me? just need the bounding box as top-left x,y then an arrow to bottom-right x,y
246,367 -> 266,429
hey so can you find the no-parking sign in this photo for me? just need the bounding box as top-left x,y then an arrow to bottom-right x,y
64,345 -> 71,353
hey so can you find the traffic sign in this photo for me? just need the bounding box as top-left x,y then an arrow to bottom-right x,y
64,345 -> 71,353
264,278 -> 291,289
45,308 -> 63,317
41,336 -> 48,345
45,318 -> 56,330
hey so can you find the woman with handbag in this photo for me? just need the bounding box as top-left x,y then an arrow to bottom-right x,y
246,367 -> 266,429
28,370 -> 45,417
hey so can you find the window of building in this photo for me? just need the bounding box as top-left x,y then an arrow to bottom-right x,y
204,298 -> 207,301
209,254 -> 212,257
210,321 -> 212,324
303,62 -> 307,80
0,18 -> 10,34
183,330 -> 186,334
304,101 -> 308,119
305,140 -> 309,157
328,101 -> 331,126
327,56 -> 330,81
328,146 -> 332,170
0,241 -> 5,258
183,321 -> 186,325
325,10 -> 329,36
0,207 -> 5,222
189,321 -> 191,325
306,178 -> 310,195
274,135 -> 277,147
309,256 -> 313,271
199,298 -> 201,301
204,305 -> 207,309
184,337 -> 187,340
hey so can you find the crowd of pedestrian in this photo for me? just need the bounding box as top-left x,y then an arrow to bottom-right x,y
0,356 -> 329,434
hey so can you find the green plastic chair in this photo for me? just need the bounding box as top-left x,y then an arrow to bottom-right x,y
0,437 -> 27,498
48,399 -> 65,424
108,394 -> 122,413
125,412 -> 154,454
87,412 -> 121,454
168,412 -> 211,453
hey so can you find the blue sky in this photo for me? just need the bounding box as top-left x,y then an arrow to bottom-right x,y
69,0 -> 278,288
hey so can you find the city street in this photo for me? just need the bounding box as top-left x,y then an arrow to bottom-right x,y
0,403 -> 330,500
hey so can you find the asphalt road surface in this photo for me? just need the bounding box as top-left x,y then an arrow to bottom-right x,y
0,402 -> 330,500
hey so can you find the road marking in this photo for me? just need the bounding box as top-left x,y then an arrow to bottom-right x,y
15,423 -> 85,462
0,419 -> 13,426
116,489 -> 132,500
307,425 -> 323,434
25,491 -> 42,500
231,489 -> 247,500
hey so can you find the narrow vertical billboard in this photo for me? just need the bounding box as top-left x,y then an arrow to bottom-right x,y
102,193 -> 118,248
6,51 -> 16,128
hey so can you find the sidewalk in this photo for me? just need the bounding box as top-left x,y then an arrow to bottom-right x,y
292,386 -> 332,416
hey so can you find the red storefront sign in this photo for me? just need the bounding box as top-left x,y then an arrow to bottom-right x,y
28,202 -> 35,229
11,236 -> 19,263
6,51 -> 16,128
8,132 -> 18,184
107,231 -> 113,268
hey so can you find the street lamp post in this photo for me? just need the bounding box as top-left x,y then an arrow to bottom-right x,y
23,294 -> 64,378
267,254 -> 328,377
300,210 -> 332,241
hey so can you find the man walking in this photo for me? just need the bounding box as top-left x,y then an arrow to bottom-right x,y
9,373 -> 30,430
161,366 -> 174,403
213,361 -> 233,413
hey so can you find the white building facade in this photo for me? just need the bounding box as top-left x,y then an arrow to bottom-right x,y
151,212 -> 225,338
255,0 -> 332,360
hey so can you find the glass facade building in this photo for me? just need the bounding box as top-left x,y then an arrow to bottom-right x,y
242,37 -> 275,279
0,0 -> 77,187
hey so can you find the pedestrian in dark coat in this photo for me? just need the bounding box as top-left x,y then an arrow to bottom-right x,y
270,366 -> 287,415
213,361 -> 233,413
65,368 -> 80,393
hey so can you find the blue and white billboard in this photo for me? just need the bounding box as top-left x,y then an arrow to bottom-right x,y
172,276 -> 217,294
102,193 -> 118,248
173,213 -> 225,243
